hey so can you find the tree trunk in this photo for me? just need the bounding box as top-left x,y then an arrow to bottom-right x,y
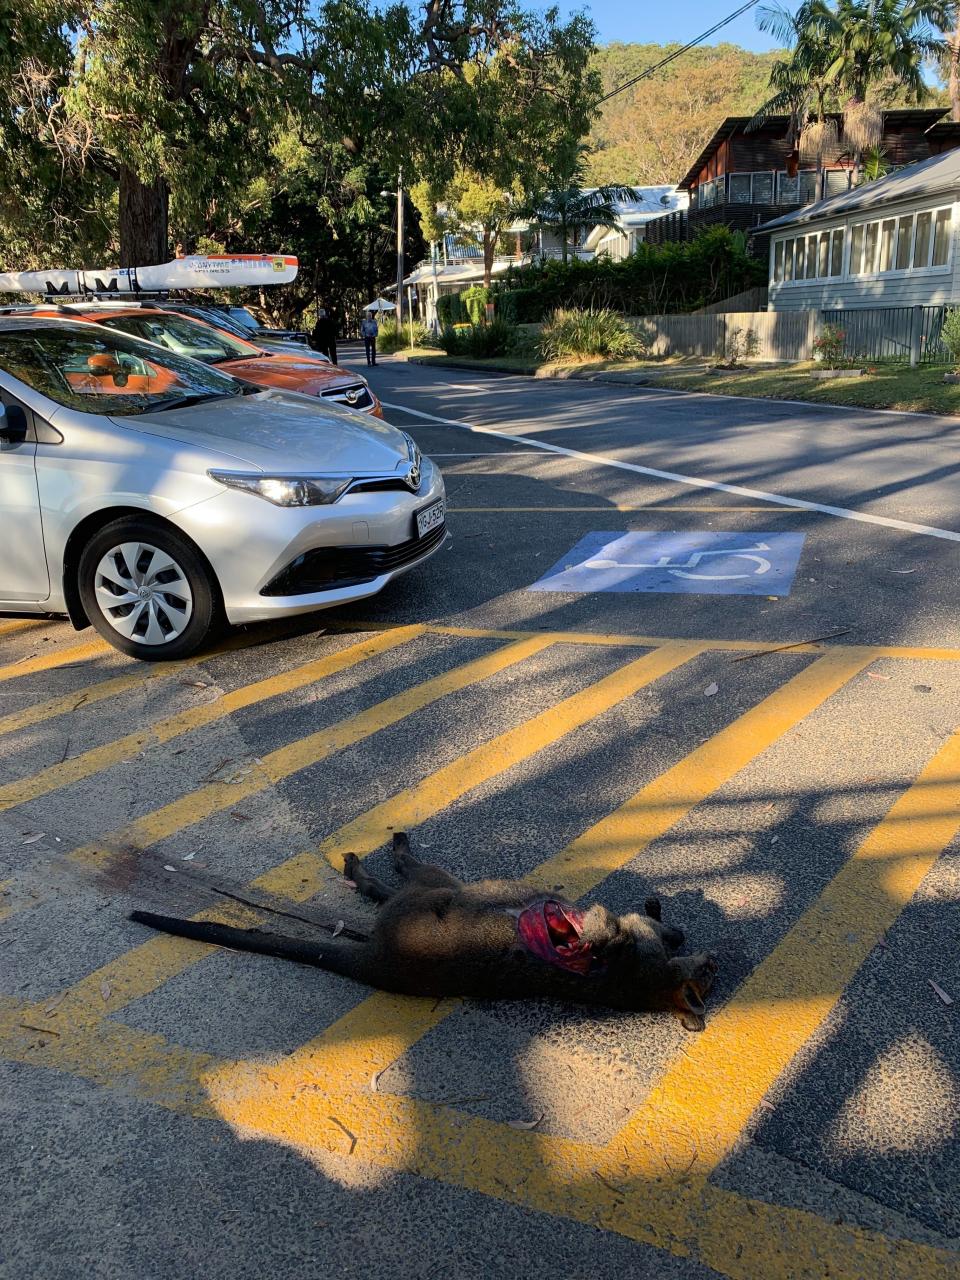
483,228 -> 495,288
951,15 -> 960,121
119,168 -> 169,267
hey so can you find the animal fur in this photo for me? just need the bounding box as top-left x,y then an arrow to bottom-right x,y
130,833 -> 717,1030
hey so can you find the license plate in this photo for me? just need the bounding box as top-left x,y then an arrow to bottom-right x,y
416,499 -> 444,539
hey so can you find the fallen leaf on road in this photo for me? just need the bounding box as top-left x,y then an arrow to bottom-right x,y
100,981 -> 111,1002
867,673 -> 891,681
163,864 -> 176,872
21,833 -> 44,844
230,811 -> 252,822
43,993 -> 66,1016
929,980 -> 954,1007
180,680 -> 210,688
877,933 -> 888,950
181,853 -> 196,861
332,920 -> 345,937
893,569 -> 918,574
703,683 -> 719,697
508,1113 -> 544,1130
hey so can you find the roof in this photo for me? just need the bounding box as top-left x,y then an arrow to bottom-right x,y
677,108 -> 949,190
756,146 -> 960,234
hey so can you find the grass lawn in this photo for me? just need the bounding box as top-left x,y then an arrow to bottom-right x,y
645,360 -> 960,414
400,348 -> 960,415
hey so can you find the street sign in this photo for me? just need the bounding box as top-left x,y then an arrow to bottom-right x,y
529,531 -> 806,596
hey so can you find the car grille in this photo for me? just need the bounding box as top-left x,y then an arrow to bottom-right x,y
320,382 -> 374,411
260,522 -> 446,596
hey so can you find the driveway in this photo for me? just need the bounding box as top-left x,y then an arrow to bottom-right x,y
2,355 -> 958,1279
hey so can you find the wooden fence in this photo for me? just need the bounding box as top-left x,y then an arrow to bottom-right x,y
629,310 -> 817,362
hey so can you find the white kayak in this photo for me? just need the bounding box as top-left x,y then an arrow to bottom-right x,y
0,253 -> 298,295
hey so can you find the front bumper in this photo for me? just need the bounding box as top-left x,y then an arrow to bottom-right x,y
174,457 -> 445,624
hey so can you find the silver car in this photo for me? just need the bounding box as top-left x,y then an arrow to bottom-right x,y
0,318 -> 445,660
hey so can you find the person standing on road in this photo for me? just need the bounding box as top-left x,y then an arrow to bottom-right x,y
310,306 -> 338,364
361,311 -> 379,366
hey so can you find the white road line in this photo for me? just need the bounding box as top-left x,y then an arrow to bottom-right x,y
385,401 -> 960,544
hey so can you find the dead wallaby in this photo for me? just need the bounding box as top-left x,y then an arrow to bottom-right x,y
130,833 -> 717,1030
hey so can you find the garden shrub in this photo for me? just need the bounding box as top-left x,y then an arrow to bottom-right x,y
377,320 -> 427,353
939,307 -> 960,366
812,322 -> 847,368
538,309 -> 644,363
437,320 -> 517,357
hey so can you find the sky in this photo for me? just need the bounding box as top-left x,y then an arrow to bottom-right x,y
574,0 -> 800,51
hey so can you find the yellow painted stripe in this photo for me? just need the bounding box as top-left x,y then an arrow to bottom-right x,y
610,725 -> 960,1179
333,620 -> 960,663
0,618 -> 51,638
257,641 -> 706,891
4,994 -> 954,1280
0,625 -> 423,813
46,641 -> 700,1018
528,649 -> 875,899
0,637 -> 107,683
0,634 -> 557,931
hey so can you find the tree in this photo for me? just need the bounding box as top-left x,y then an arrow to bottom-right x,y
411,12 -> 601,286
517,146 -> 638,264
788,0 -> 949,169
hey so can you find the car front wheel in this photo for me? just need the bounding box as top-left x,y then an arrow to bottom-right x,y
78,516 -> 222,660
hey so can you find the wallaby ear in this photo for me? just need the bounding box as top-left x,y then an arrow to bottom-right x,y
673,982 -> 706,1033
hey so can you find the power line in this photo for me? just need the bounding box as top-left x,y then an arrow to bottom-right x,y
597,0 -> 763,105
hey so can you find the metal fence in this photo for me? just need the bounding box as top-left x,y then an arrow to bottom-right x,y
821,305 -> 956,365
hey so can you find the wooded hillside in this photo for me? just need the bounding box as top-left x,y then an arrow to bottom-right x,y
586,42 -> 781,186
587,40 -> 950,187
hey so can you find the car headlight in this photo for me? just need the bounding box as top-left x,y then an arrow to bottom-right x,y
208,470 -> 353,505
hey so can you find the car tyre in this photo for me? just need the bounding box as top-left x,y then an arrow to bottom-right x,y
78,515 -> 223,661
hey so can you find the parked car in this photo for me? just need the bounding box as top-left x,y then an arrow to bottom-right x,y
223,305 -> 308,345
161,301 -> 327,359
26,303 -> 381,415
0,318 -> 445,659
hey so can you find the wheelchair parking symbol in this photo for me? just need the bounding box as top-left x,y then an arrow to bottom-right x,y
530,532 -> 806,596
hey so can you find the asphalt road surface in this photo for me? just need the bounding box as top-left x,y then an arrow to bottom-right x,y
2,352 -> 959,1280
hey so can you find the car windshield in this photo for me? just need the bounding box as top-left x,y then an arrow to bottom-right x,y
98,313 -> 261,363
0,325 -> 242,416
174,306 -> 266,344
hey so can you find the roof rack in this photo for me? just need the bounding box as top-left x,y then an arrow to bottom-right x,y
39,292 -> 171,306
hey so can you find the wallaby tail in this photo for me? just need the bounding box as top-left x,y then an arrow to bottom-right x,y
129,910 -> 338,970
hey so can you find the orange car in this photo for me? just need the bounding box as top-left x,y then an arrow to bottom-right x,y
27,303 -> 384,416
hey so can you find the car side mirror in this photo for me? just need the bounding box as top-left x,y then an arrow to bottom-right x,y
0,403 -> 28,446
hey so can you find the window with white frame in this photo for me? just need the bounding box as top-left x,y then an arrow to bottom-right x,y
848,204 -> 952,277
772,226 -> 845,282
773,204 -> 953,284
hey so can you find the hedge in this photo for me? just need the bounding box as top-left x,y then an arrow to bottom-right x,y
491,228 -> 766,321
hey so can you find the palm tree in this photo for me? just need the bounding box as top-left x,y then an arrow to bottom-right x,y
802,0 -> 949,160
519,149 -> 640,264
749,6 -> 839,193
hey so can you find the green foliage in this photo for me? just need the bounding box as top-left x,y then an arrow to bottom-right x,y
538,309 -> 644,362
812,322 -> 848,368
437,320 -> 518,357
494,228 -> 766,319
938,308 -> 960,365
436,285 -> 492,326
378,319 -> 428,353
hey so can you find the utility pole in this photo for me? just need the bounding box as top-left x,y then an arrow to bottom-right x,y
396,168 -> 404,324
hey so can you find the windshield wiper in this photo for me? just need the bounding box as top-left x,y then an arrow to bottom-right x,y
151,391 -> 237,412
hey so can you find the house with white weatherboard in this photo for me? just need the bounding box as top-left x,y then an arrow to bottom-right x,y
761,148 -> 960,313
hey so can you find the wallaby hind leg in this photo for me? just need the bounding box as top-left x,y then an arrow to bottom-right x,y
343,852 -> 395,904
392,831 -> 462,890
